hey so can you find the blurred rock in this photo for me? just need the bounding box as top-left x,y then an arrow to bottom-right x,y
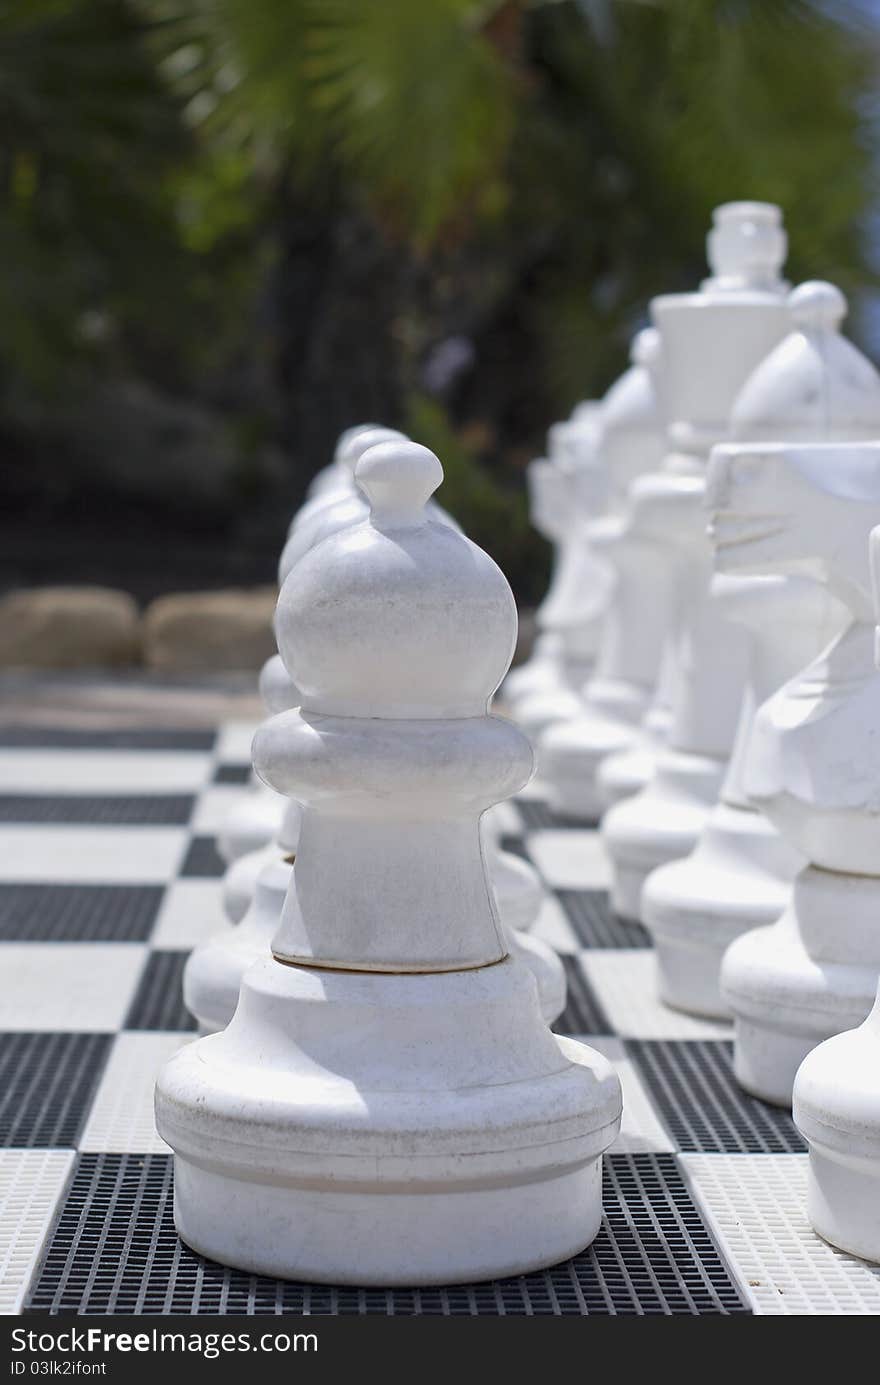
0,587 -> 140,668
144,588 -> 277,671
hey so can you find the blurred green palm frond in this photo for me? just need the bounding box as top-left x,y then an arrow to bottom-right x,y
2,0 -> 879,598
0,0 -> 193,386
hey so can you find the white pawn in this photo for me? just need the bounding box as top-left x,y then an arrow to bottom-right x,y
643,281 -> 879,1016
601,202 -> 790,920
157,440 -> 620,1285
512,407 -> 614,735
715,441 -> 880,1104
539,328 -> 671,817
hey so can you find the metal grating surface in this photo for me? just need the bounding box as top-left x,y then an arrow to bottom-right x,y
26,1154 -> 748,1316
627,1041 -> 805,1154
0,796 -> 195,826
0,884 -> 163,942
0,1034 -> 112,1148
515,799 -> 597,833
557,889 -> 651,948
179,835 -> 227,878
553,955 -> 611,1036
125,953 -> 197,1032
0,729 -> 217,751
79,1033 -> 192,1154
0,1151 -> 76,1314
579,952 -> 733,1041
683,1154 -> 880,1315
212,764 -> 252,785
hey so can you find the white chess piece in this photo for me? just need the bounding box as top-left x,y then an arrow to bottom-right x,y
157,440 -> 621,1285
306,422 -> 380,503
790,524 -> 880,1264
189,809 -> 565,1035
215,655 -> 296,868
794,978 -> 880,1262
216,655 -> 300,923
189,538 -> 566,1034
643,281 -> 878,1016
715,441 -> 880,1105
506,404 -> 612,730
281,425 -> 408,570
600,202 -> 790,920
539,328 -> 671,818
216,425 -> 396,873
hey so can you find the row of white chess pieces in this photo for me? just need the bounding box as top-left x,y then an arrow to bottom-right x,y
506,200 -> 880,1267
150,198 -> 880,1287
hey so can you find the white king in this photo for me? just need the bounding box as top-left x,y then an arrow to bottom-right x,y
156,439 -> 621,1285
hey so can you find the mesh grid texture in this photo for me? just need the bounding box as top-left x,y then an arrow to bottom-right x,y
627,1041 -> 805,1154
0,1034 -> 112,1147
0,884 -> 163,942
27,1154 -> 749,1316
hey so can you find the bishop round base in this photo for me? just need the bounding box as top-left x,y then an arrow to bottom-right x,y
157,954 -> 621,1286
171,1149 -> 603,1287
642,803 -> 802,1019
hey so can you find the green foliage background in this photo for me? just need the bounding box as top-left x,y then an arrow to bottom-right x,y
1,0 -> 878,601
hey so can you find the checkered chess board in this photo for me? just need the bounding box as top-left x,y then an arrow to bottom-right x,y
2,721 -> 880,1317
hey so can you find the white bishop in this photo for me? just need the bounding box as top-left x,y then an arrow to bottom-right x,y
156,440 -> 620,1284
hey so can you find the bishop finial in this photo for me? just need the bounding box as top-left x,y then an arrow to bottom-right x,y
356,440 -> 444,527
706,201 -> 787,292
789,280 -> 847,333
334,423 -> 379,463
338,425 -> 407,476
